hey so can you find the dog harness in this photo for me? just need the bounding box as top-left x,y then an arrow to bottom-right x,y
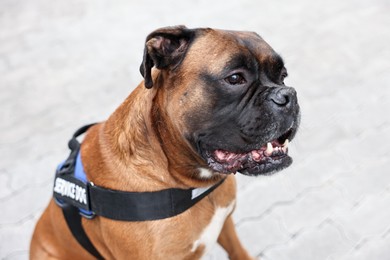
53,124 -> 225,259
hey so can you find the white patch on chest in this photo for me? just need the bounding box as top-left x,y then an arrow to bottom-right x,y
198,168 -> 214,179
191,201 -> 236,255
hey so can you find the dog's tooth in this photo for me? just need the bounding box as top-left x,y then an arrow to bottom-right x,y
282,146 -> 288,153
265,142 -> 273,156
283,139 -> 289,148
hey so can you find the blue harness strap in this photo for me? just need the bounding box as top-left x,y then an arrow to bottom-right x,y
53,124 -> 226,258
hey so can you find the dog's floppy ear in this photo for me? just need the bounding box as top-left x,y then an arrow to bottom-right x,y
140,25 -> 195,88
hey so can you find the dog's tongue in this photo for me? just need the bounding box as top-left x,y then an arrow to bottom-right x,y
213,150 -> 246,162
213,150 -> 246,172
213,144 -> 267,164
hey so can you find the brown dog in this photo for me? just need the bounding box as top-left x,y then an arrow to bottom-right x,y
30,26 -> 300,259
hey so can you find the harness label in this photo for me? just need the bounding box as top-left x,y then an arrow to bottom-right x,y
54,177 -> 88,206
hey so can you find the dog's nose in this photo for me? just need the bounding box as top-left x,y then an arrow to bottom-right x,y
269,87 -> 296,108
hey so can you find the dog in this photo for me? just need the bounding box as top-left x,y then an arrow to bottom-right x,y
30,25 -> 300,259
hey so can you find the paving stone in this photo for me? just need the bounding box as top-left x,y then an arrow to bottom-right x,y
271,184 -> 352,235
236,213 -> 291,256
234,172 -> 297,222
0,184 -> 51,224
333,158 -> 390,204
204,244 -> 228,260
276,148 -> 355,196
0,215 -> 38,259
0,172 -> 13,199
341,234 -> 390,260
263,220 -> 354,260
332,192 -> 390,243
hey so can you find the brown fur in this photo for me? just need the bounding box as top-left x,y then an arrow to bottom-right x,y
30,27 -> 265,259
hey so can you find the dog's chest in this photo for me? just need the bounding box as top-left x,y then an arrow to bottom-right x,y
191,201 -> 235,256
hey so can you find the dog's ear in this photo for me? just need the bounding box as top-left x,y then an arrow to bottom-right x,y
140,25 -> 195,88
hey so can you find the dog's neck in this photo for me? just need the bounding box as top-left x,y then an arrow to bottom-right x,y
82,81 -> 222,192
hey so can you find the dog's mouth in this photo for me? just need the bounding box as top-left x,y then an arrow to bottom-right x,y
203,128 -> 295,176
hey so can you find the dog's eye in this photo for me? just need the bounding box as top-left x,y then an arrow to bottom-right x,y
225,74 -> 246,85
280,69 -> 288,84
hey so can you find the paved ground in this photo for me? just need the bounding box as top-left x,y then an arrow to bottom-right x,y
1,0 -> 390,259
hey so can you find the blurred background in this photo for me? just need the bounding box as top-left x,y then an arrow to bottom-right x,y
1,0 -> 389,259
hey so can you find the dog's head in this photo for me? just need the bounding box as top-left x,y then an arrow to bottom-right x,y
141,26 -> 300,176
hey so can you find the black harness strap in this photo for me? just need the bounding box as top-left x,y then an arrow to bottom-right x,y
89,177 -> 225,221
54,124 -> 226,259
62,204 -> 104,259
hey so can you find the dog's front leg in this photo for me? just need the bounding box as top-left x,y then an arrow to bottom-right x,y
217,215 -> 257,260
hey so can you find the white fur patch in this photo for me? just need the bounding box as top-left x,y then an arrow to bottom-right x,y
198,168 -> 214,179
191,201 -> 236,255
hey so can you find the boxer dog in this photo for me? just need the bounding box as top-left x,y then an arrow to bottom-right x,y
30,26 -> 300,259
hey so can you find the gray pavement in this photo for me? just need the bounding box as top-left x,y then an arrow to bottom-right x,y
1,0 -> 390,259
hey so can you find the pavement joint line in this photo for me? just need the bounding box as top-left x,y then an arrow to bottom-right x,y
258,217 -> 354,259
328,177 -> 357,205
382,226 -> 390,239
0,172 -> 14,199
0,208 -> 42,228
319,218 -> 356,245
344,226 -> 390,256
348,191 -> 390,213
236,180 -> 337,227
0,178 -> 52,203
252,214 -> 293,257
347,223 -> 390,255
3,250 -> 29,260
